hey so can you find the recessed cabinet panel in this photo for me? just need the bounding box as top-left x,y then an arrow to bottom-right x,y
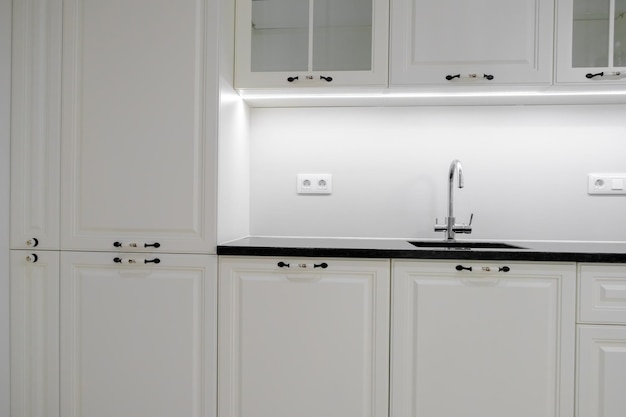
10,250 -> 60,417
579,264 -> 626,324
60,252 -> 216,417
391,261 -> 576,417
61,0 -> 217,253
219,257 -> 390,417
390,0 -> 554,85
577,325 -> 626,417
10,0 -> 62,250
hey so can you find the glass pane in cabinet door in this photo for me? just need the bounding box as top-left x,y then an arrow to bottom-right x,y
572,0 -> 610,67
615,0 -> 626,66
312,0 -> 372,71
251,0 -> 309,72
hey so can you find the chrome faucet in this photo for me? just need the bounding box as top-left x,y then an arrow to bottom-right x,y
434,159 -> 473,240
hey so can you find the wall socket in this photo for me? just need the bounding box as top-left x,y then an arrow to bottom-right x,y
588,173 -> 626,195
297,173 -> 333,195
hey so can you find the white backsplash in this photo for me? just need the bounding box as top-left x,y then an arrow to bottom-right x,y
250,104 -> 626,242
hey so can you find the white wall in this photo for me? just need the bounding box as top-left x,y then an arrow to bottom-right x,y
250,104 -> 626,242
0,0 -> 11,412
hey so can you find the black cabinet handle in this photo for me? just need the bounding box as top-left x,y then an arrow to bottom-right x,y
320,76 -> 333,82
499,266 -> 510,272
113,241 -> 123,248
455,265 -> 473,271
287,76 -> 299,82
314,263 -> 328,269
446,74 -> 461,80
144,258 -> 160,264
586,72 -> 604,79
26,253 -> 38,263
27,238 -> 39,247
277,261 -> 290,268
114,257 -> 122,263
144,242 -> 161,248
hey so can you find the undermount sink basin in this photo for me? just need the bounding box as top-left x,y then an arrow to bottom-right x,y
408,241 -> 526,250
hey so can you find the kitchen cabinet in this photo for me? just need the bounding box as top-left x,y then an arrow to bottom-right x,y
218,257 -> 390,417
60,251 -> 216,417
10,250 -> 60,417
10,0 -> 62,250
556,0 -> 626,83
391,260 -> 576,417
60,0 -> 217,253
234,0 -> 389,88
390,0 -> 555,85
576,264 -> 626,417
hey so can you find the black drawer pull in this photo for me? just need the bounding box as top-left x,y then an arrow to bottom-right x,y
499,266 -> 510,272
456,265 -> 473,271
314,263 -> 328,269
277,261 -> 290,268
144,258 -> 160,264
144,242 -> 161,248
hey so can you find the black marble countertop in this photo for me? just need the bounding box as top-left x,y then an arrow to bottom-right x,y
217,236 -> 626,263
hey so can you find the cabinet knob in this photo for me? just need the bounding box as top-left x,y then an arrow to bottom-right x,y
26,238 -> 39,247
26,253 -> 38,263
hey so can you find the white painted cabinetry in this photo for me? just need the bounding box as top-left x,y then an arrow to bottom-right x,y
10,250 -> 60,417
60,251 -> 217,417
390,0 -> 554,85
218,257 -> 390,417
391,260 -> 576,417
10,0 -> 62,250
576,264 -> 626,417
60,0 -> 217,253
235,0 -> 389,88
556,0 -> 626,83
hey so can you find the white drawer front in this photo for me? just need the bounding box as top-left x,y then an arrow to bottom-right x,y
579,264 -> 626,324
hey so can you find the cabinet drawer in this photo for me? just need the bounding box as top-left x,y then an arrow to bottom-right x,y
579,264 -> 626,324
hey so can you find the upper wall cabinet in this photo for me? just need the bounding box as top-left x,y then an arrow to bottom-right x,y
235,0 -> 389,88
11,0 -> 62,250
60,0 -> 218,253
390,0 -> 555,85
556,0 -> 626,83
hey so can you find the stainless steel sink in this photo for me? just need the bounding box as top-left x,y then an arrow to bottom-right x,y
408,241 -> 526,250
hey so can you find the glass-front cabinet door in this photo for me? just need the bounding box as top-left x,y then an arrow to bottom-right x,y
235,0 -> 388,88
557,0 -> 626,82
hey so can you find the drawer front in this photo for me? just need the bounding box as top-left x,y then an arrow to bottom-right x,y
579,264 -> 626,324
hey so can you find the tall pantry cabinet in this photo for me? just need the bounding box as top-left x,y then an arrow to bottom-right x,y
10,0 -> 220,416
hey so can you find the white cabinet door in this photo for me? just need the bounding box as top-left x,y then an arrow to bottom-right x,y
577,325 -> 626,417
235,0 -> 389,88
219,257 -> 390,417
10,250 -> 60,417
391,260 -> 576,417
60,251 -> 216,417
11,0 -> 62,250
60,0 -> 217,253
390,0 -> 554,85
578,263 -> 626,324
556,0 -> 626,83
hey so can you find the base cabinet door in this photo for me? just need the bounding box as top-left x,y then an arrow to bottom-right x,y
576,325 -> 626,417
391,260 -> 576,417
60,251 -> 217,417
10,250 -> 60,417
218,257 -> 390,417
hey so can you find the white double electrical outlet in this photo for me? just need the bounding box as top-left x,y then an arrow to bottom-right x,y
297,173 -> 333,195
588,173 -> 626,195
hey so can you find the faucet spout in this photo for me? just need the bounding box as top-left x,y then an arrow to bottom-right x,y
434,159 -> 473,240
447,159 -> 463,223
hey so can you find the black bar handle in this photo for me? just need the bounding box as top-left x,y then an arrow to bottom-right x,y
445,74 -> 461,80
455,265 -> 473,272
144,242 -> 161,248
499,266 -> 510,272
113,257 -> 122,263
320,76 -> 333,82
287,76 -> 299,82
484,74 -> 494,80
113,241 -> 123,248
144,258 -> 161,264
314,262 -> 328,269
277,261 -> 290,268
586,72 -> 604,79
